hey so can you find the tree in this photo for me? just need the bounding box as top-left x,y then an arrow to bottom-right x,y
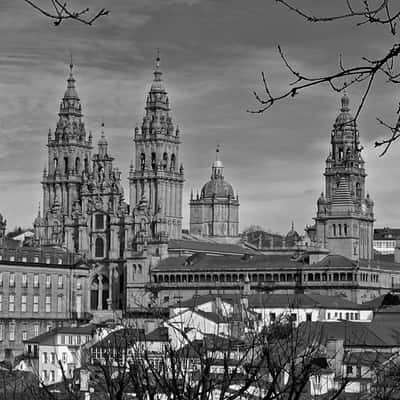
22,0 -> 108,26
252,0 -> 400,156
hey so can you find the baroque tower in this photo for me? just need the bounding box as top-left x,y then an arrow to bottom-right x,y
314,94 -> 374,260
35,62 -> 93,246
190,146 -> 239,241
129,54 -> 184,239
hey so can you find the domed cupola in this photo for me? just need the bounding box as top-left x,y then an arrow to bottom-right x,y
334,93 -> 355,128
200,145 -> 235,199
190,145 -> 240,239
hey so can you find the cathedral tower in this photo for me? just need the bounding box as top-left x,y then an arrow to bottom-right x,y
190,146 -> 239,241
36,62 -> 93,246
314,94 -> 374,260
129,54 -> 184,239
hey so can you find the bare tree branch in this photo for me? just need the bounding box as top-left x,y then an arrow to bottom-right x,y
251,1 -> 400,155
22,0 -> 109,26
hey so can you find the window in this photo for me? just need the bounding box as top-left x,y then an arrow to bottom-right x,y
57,295 -> 63,313
76,278 -> 82,290
58,274 -> 63,289
22,329 -> 27,341
0,272 -> 2,287
47,324 -> 52,332
344,224 -> 348,236
9,272 -> 15,288
327,312 -> 331,320
346,365 -> 353,375
34,256 -> 39,263
0,324 -> 3,341
95,214 -> 104,230
22,256 -> 27,262
21,295 -> 27,312
51,352 -> 56,364
33,295 -> 39,313
46,274 -> 51,288
171,153 -> 176,170
333,224 -> 336,236
8,294 -> 15,312
33,273 -> 39,288
57,258 -> 62,265
34,324 -> 39,337
0,294 -> 2,312
306,313 -> 312,322
43,370 -> 48,381
45,295 -> 51,312
9,323 -> 15,341
43,352 -> 48,363
291,313 -> 297,322
9,256 -> 15,262
62,352 -> 67,363
140,153 -> 145,170
50,370 -> 55,382
22,273 -> 27,288
270,312 -> 276,322
95,237 -> 104,258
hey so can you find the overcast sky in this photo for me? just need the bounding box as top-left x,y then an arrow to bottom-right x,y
1,0 -> 399,234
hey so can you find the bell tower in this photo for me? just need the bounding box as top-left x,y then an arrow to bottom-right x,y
36,61 -> 93,246
314,94 -> 374,260
129,53 -> 184,239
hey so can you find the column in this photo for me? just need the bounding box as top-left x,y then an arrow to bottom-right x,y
107,267 -> 113,310
97,275 -> 103,311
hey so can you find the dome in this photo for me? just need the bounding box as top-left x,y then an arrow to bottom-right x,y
334,93 -> 355,127
201,179 -> 234,198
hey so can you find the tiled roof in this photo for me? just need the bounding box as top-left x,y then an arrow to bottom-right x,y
172,293 -> 368,311
146,326 -> 169,342
302,321 -> 400,347
168,239 -> 258,255
25,324 -> 96,344
153,253 -> 300,272
374,228 -> 400,240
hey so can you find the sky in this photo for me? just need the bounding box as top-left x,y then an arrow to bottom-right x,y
1,0 -> 400,234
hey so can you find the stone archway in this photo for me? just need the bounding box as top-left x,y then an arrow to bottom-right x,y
90,274 -> 109,311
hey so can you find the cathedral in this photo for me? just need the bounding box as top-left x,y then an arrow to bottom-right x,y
1,53 -> 400,361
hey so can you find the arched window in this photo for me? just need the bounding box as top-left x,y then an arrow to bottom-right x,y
338,224 -> 342,236
151,152 -> 157,170
170,154 -> 176,170
163,152 -> 168,170
344,224 -> 348,236
75,157 -> 80,174
140,153 -> 146,170
84,157 -> 89,172
95,237 -> 104,258
356,183 -> 361,199
64,157 -> 69,175
54,158 -> 58,171
333,224 -> 336,236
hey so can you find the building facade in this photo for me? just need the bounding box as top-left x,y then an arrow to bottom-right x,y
189,146 -> 239,241
0,243 -> 90,360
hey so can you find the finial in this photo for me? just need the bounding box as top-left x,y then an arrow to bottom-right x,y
155,48 -> 160,71
69,52 -> 73,74
340,89 -> 350,112
216,142 -> 221,160
38,202 -> 41,218
291,221 -> 294,232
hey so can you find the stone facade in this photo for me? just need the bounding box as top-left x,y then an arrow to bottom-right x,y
33,55 -> 182,316
314,94 -> 374,260
189,146 -> 239,241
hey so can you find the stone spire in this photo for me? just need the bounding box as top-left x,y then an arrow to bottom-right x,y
98,121 -> 108,157
59,60 -> 82,119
